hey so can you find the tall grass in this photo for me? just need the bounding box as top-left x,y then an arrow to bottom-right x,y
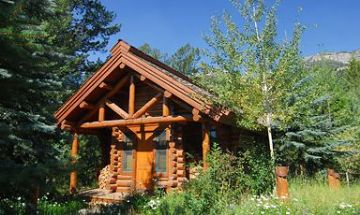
235,178 -> 360,215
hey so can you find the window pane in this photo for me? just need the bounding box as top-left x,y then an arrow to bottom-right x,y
122,132 -> 134,172
123,150 -> 133,172
156,149 -> 167,173
154,129 -> 167,173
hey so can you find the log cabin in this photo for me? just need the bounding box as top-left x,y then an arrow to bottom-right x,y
54,40 -> 265,201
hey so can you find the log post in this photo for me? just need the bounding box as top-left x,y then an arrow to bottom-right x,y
276,166 -> 289,199
202,123 -> 210,170
328,168 -> 341,189
99,103 -> 105,121
129,76 -> 135,117
70,132 -> 79,193
163,96 -> 170,117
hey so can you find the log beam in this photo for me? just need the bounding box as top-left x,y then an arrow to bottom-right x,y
78,75 -> 130,124
99,103 -> 105,121
105,100 -> 129,119
99,82 -> 112,90
69,132 -> 79,193
61,120 -> 75,131
80,115 -> 193,129
132,92 -> 162,118
202,124 -> 210,170
79,101 -> 95,110
163,97 -> 170,117
128,76 -> 135,117
192,108 -> 201,122
164,91 -> 172,98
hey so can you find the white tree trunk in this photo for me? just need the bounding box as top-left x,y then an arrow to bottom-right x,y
266,113 -> 274,160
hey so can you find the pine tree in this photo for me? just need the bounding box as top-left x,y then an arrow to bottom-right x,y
0,0 -> 119,212
139,43 -> 200,76
275,67 -> 351,174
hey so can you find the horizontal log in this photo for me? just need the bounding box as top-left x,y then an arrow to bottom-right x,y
177,170 -> 185,177
169,142 -> 176,148
176,150 -> 184,157
117,175 -> 132,180
80,115 -> 193,129
177,163 -> 185,169
177,157 -> 184,163
117,180 -> 132,187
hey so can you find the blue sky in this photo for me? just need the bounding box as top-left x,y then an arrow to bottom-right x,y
97,0 -> 360,59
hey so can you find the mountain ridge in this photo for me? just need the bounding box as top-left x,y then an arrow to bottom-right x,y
305,49 -> 360,65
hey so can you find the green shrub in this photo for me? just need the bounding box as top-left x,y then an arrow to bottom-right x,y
138,144 -> 274,215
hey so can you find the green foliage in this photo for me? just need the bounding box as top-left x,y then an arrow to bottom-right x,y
0,195 -> 86,215
134,146 -> 274,215
200,0 -> 304,131
0,0 -> 119,211
275,68 -> 351,172
138,43 -> 200,76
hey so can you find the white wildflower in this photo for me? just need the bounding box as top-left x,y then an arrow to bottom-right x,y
286,211 -> 290,215
147,199 -> 160,210
263,203 -> 270,209
17,197 -> 21,201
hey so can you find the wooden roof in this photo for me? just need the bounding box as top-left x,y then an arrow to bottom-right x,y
54,40 -> 234,129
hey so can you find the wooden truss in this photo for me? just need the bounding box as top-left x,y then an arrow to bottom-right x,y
61,74 -> 203,131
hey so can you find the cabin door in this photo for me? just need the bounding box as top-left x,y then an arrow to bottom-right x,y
134,124 -> 157,190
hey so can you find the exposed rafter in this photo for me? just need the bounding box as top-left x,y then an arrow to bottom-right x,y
105,100 -> 129,119
78,75 -> 130,125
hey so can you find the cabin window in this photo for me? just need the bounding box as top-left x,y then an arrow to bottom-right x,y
210,128 -> 217,143
122,133 -> 134,172
154,130 -> 167,173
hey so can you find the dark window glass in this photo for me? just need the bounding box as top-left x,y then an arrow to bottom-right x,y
154,130 -> 167,173
156,149 -> 167,173
122,133 -> 134,172
210,128 -> 217,143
